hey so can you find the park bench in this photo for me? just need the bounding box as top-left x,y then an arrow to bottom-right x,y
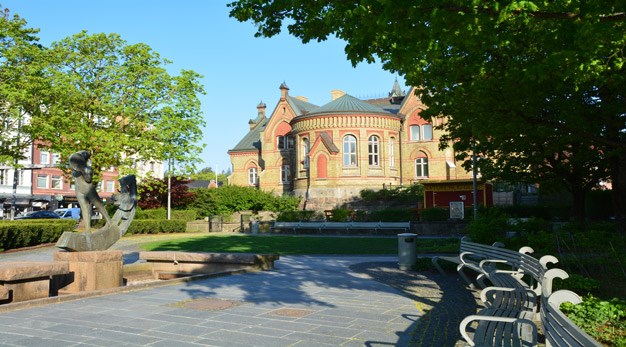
0,261 -> 70,304
432,237 -> 509,287
456,241 -> 602,346
541,289 -> 602,347
270,221 -> 410,234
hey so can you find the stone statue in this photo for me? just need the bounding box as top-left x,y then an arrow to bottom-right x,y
70,151 -> 111,232
56,151 -> 137,252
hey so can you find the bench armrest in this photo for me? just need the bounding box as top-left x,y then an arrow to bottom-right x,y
459,251 -> 482,264
459,315 -> 537,347
478,259 -> 509,271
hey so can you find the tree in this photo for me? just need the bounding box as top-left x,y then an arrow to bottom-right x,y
0,7 -> 46,165
27,31 -> 205,178
228,1 -> 626,230
138,176 -> 195,210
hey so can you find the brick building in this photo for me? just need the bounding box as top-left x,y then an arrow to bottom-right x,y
228,81 -> 490,211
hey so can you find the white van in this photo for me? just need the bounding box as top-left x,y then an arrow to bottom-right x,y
54,208 -> 81,220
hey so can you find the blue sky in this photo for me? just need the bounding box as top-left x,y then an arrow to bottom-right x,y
4,0 -> 406,174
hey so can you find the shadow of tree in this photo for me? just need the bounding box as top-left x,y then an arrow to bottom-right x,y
350,262 -> 479,346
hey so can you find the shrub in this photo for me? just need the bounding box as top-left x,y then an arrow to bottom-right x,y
420,207 -> 450,221
190,186 -> 300,217
330,208 -> 352,222
0,219 -> 76,251
126,219 -> 187,234
561,295 -> 626,347
276,210 -> 322,222
369,209 -> 416,222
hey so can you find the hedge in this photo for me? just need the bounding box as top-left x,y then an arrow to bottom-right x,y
126,219 -> 187,234
135,208 -> 197,222
0,219 -> 77,251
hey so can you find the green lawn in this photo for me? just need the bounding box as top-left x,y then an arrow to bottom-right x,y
139,234 -> 461,255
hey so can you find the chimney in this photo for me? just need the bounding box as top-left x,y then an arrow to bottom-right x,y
280,82 -> 289,100
331,89 -> 346,101
295,96 -> 309,102
257,101 -> 266,118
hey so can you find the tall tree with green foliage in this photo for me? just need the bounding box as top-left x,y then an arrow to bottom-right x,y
0,7 -> 47,165
229,1 -> 625,229
27,31 -> 205,178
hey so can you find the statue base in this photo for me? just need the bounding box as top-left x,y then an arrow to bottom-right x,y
56,223 -> 121,252
52,251 -> 123,294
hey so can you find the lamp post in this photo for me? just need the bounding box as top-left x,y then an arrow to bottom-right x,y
167,157 -> 172,220
10,118 -> 21,220
472,142 -> 478,221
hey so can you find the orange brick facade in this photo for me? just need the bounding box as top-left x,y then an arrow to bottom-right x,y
228,82 -> 479,211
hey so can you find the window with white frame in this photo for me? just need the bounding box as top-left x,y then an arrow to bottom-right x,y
422,124 -> 433,140
0,169 -> 8,185
106,180 -> 115,192
415,157 -> 429,178
410,125 -> 420,141
52,153 -> 60,165
40,151 -> 50,164
302,138 -> 310,169
51,175 -> 62,189
281,164 -> 290,183
248,167 -> 258,186
17,170 -> 25,186
343,135 -> 357,166
368,135 -> 380,166
70,179 -> 76,190
389,138 -> 395,167
37,174 -> 48,188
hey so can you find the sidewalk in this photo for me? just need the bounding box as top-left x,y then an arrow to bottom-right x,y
0,246 -> 477,346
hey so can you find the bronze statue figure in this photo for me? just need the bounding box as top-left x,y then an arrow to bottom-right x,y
56,150 -> 137,252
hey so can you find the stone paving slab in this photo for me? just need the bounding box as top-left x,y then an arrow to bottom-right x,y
0,255 -> 476,346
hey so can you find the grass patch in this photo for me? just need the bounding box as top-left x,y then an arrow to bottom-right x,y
139,234 -> 460,255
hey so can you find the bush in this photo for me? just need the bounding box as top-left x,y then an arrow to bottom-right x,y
561,295 -> 626,347
359,184 -> 423,204
420,207 -> 450,221
126,219 -> 187,234
190,186 -> 300,218
0,219 -> 76,251
134,208 -> 197,222
369,209 -> 416,222
276,210 -> 322,222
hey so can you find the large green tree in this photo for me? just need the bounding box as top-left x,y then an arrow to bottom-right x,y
28,31 -> 205,178
0,8 -> 46,165
229,1 -> 625,228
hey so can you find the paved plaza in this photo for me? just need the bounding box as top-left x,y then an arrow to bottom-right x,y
0,245 -> 477,346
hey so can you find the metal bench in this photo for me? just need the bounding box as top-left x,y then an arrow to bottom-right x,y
541,289 -> 602,347
270,221 -> 411,234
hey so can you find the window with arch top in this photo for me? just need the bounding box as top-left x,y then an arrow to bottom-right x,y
368,135 -> 380,166
415,157 -> 429,178
343,135 -> 357,166
248,167 -> 258,186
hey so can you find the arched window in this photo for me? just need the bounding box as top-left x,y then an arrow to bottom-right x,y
389,137 -> 395,167
368,135 -> 380,166
410,125 -> 420,141
302,138 -> 310,169
248,167 -> 258,186
415,157 -> 429,178
422,124 -> 433,140
343,135 -> 357,166
280,162 -> 291,183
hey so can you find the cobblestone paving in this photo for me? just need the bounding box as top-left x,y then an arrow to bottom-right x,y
350,262 -> 480,347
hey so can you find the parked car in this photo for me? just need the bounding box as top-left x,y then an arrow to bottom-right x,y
54,208 -> 81,220
14,210 -> 61,220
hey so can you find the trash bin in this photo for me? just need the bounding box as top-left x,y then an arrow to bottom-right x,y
250,220 -> 259,234
398,233 -> 417,271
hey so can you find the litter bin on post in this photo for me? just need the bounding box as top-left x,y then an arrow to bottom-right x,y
398,233 -> 417,270
250,220 -> 259,234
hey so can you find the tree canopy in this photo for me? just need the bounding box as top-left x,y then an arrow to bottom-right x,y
0,9 -> 46,165
229,1 -> 626,227
26,31 -> 206,178
0,5 -> 206,179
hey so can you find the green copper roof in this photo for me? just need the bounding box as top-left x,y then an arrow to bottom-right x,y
303,94 -> 391,117
228,118 -> 268,153
287,95 -> 318,116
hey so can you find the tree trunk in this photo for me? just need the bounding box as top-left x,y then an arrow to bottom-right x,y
610,153 -> 626,235
570,184 -> 587,222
